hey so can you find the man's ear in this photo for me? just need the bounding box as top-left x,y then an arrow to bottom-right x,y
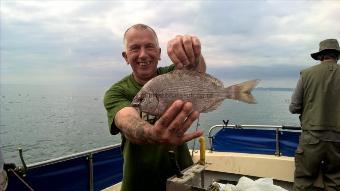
122,51 -> 129,64
158,48 -> 161,60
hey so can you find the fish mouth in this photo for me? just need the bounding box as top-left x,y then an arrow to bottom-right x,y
131,101 -> 140,107
131,102 -> 141,113
131,101 -> 141,113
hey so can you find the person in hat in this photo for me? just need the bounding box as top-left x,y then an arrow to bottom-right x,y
289,39 -> 340,191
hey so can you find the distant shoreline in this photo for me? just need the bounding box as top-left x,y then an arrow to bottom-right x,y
255,87 -> 293,92
0,83 -> 294,92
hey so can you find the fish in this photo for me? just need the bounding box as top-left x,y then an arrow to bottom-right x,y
132,70 -> 260,117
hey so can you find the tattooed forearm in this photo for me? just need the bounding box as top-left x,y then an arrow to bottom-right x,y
119,116 -> 156,144
126,117 -> 147,143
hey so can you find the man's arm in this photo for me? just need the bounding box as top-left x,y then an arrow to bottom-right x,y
115,100 -> 203,145
289,76 -> 303,114
114,107 -> 153,144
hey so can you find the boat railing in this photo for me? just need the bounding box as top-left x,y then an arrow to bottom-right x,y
7,143 -> 123,191
26,143 -> 121,169
207,123 -> 301,156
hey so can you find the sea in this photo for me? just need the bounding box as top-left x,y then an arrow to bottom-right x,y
0,84 -> 300,165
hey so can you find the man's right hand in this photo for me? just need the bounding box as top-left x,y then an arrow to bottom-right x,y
150,100 -> 203,145
115,100 -> 203,145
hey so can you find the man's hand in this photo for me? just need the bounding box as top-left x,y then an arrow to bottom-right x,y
167,35 -> 206,72
150,100 -> 203,145
115,100 -> 203,145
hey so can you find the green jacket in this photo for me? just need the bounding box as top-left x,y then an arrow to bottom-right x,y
300,60 -> 340,131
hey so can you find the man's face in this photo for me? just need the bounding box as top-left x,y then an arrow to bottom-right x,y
122,28 -> 161,84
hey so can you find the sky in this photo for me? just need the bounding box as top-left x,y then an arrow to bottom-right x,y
1,0 -> 340,88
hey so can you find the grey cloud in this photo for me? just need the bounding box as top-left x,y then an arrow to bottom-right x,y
1,0 -> 339,87
193,1 -> 313,36
2,16 -> 122,63
193,1 -> 269,36
70,2 -> 117,17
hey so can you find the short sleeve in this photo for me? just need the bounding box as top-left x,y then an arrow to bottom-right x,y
158,64 -> 175,74
103,65 -> 174,135
103,86 -> 131,135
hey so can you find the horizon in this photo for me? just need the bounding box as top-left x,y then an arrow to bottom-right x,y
0,82 -> 295,90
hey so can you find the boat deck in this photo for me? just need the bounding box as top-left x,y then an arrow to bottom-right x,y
103,151 -> 295,191
104,151 -> 324,191
192,151 -> 294,182
102,182 -> 121,191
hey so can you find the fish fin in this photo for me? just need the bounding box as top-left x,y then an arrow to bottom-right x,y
171,70 -> 224,87
201,99 -> 224,113
204,74 -> 224,88
225,79 -> 260,104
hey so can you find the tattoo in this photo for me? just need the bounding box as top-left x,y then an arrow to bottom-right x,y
122,116 -> 155,144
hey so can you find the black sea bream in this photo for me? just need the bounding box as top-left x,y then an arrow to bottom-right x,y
132,70 -> 260,117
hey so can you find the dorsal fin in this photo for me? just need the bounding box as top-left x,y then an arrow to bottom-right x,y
201,99 -> 224,113
171,70 -> 224,88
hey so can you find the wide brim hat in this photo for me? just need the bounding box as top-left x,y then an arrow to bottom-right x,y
311,39 -> 340,60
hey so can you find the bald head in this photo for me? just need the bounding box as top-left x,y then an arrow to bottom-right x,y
123,24 -> 159,50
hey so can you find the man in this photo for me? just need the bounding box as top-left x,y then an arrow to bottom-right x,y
104,24 -> 206,191
289,39 -> 340,191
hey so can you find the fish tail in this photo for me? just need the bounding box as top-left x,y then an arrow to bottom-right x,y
224,79 -> 260,104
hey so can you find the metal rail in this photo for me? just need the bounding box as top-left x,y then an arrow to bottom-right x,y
207,124 -> 301,156
17,124 -> 300,169
11,143 -> 122,191
87,153 -> 94,191
26,143 -> 121,169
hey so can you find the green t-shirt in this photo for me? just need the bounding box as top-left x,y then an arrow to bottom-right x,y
103,65 -> 193,191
